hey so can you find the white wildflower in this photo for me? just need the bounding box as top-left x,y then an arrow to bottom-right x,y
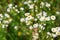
25,13 -> 30,16
26,15 -> 34,20
29,26 -> 33,30
40,2 -> 44,8
4,13 -> 10,18
14,26 -> 18,30
20,7 -> 24,10
43,23 -> 46,26
28,0 -> 32,3
51,28 -> 57,32
45,2 -> 50,7
56,27 -> 60,32
51,15 -> 56,20
26,21 -> 31,25
52,34 -> 57,38
39,24 -> 43,29
24,1 -> 28,4
42,27 -> 45,30
47,32 -> 51,35
43,11 -> 47,16
33,23 -> 38,28
39,16 -> 45,21
13,7 -> 15,9
15,5 -> 17,7
39,30 -> 41,32
45,16 -> 50,21
56,11 -> 60,14
7,8 -> 10,12
15,9 -> 18,12
8,4 -> 12,7
29,4 -> 34,9
56,32 -> 60,35
20,18 -> 25,22
34,18 -> 37,21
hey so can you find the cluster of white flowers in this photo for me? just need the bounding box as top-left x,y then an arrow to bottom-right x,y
36,11 -> 56,22
47,32 -> 57,38
0,13 -> 12,28
3,1 -> 60,40
46,27 -> 60,38
20,13 -> 34,25
24,1 -> 34,9
51,27 -> 60,35
7,4 -> 20,13
40,2 -> 50,8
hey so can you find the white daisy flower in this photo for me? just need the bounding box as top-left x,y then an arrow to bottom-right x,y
47,32 -> 51,35
4,13 -> 10,18
45,2 -> 50,7
28,0 -> 32,3
26,15 -> 34,20
33,23 -> 39,28
5,24 -> 8,27
26,21 -> 31,25
40,2 -> 44,8
43,11 -> 47,16
7,8 -> 10,12
29,4 -> 34,9
20,18 -> 25,22
29,26 -> 33,30
13,7 -> 15,9
25,13 -> 30,16
8,4 -> 12,7
8,18 -> 12,22
39,30 -> 41,32
42,27 -> 45,30
39,24 -> 43,29
56,11 -> 60,14
45,16 -> 50,21
51,28 -> 57,32
56,32 -> 60,35
15,5 -> 17,7
51,15 -> 56,20
43,23 -> 46,26
52,34 -> 57,38
20,7 -> 24,10
36,13 -> 42,18
34,18 -> 37,21
56,27 -> 60,32
24,1 -> 28,4
14,26 -> 18,30
39,16 -> 45,21
15,9 -> 18,12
